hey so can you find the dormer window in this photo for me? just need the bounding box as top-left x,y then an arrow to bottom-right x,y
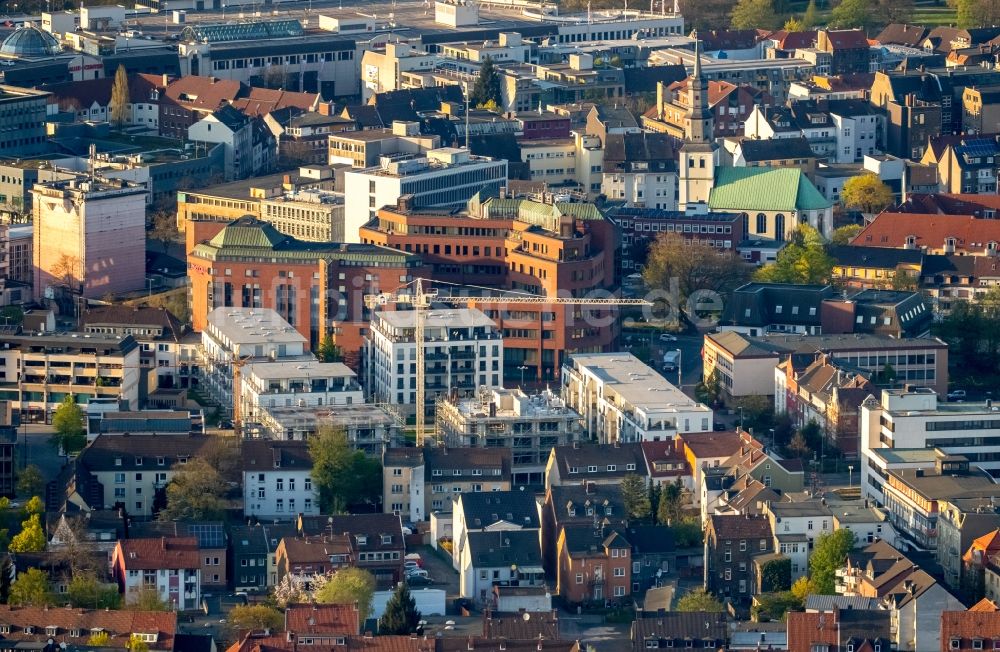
607,465 -> 616,472
847,645 -> 854,652
588,465 -> 598,473
974,640 -> 984,650
46,626 -> 58,636
115,457 -> 122,466
0,625 -> 10,634
453,470 -> 461,476
356,535 -> 367,546
569,466 -> 579,474
906,235 -> 917,246
951,639 -> 961,650
71,628 -> 83,637
24,626 -> 34,635
381,535 -> 392,544
626,464 -> 636,471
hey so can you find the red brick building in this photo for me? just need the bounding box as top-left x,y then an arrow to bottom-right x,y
187,217 -> 424,367
557,526 -> 632,605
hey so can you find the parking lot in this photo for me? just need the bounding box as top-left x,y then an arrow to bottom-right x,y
412,545 -> 460,599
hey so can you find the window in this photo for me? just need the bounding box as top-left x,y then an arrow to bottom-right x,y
739,540 -> 747,551
951,640 -> 961,650
614,586 -> 625,597
974,641 -> 984,650
614,567 -> 625,577
576,574 -> 584,584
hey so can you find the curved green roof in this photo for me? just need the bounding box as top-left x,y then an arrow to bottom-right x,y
208,217 -> 289,249
708,167 -> 831,212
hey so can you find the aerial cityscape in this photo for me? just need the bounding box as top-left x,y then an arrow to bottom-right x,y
0,0 -> 996,649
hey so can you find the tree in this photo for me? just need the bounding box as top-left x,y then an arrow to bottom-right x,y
735,394 -> 774,434
309,427 -> 382,513
229,604 -> 285,633
9,568 -> 52,606
88,632 -> 112,646
131,586 -> 170,611
875,0 -> 913,24
751,591 -> 801,622
956,0 -> 1000,27
788,432 -> 812,460
790,575 -> 815,603
149,209 -> 178,253
159,457 -> 227,521
643,233 -> 751,311
620,473 -> 652,520
695,371 -> 722,408
110,64 -> 130,129
679,0 -> 734,30
671,517 -> 704,547
22,496 -> 43,517
315,568 -> 376,624
9,514 -> 46,553
754,226 -> 834,285
15,465 -> 44,499
759,557 -> 792,593
828,0 -> 876,30
830,224 -> 863,245
841,173 -> 894,214
934,293 -> 1000,383
784,17 -> 805,30
470,57 -> 502,108
66,573 -> 120,609
802,0 -> 818,27
318,334 -> 343,362
127,634 -> 150,652
51,395 -> 86,454
675,587 -> 725,612
809,529 -> 855,594
731,0 -> 782,29
50,254 -> 80,290
657,479 -> 686,525
378,583 -> 422,634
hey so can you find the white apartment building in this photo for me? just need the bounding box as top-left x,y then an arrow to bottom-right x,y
200,308 -> 313,414
112,537 -> 201,611
361,41 -> 439,102
764,500 -> 834,580
260,189 -> 345,242
242,440 -> 319,520
561,352 -> 713,443
364,307 -> 503,418
188,106 -> 253,181
32,176 -> 146,300
239,360 -> 364,425
435,387 -> 584,486
343,148 -> 507,243
860,388 -> 1000,502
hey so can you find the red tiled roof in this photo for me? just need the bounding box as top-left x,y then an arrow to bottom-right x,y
231,88 -> 320,117
679,431 -> 742,459
940,610 -> 1000,651
0,605 -> 176,650
765,29 -> 818,50
970,598 -> 1000,612
786,612 -> 838,652
851,213 -> 1000,252
641,440 -> 688,478
117,537 -> 199,570
963,529 -> 1000,563
666,79 -> 738,107
285,604 -> 360,636
165,75 -> 244,111
823,29 -> 870,49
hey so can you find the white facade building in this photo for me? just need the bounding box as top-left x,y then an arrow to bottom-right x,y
561,352 -> 713,443
112,538 -> 202,611
239,360 -> 364,425
242,440 -> 319,520
188,106 -> 253,181
344,148 -> 507,243
364,307 -> 503,418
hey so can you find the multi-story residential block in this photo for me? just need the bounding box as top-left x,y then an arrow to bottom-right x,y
130,521 -> 229,590
267,107 -> 354,167
451,490 -> 539,574
238,360 -> 363,426
382,448 -> 426,524
0,606 -> 177,650
541,482 -> 626,577
250,402 -> 400,453
927,136 -> 1000,195
705,514 -> 773,611
0,85 -> 49,157
724,433 -> 805,494
631,613 -> 728,652
520,132 -> 603,196
0,224 -> 33,300
297,513 -> 406,589
852,212 -> 1000,256
962,86 -> 1000,135
275,534 -> 352,592
544,442 -> 646,491
242,440 -> 319,520
187,217 -> 423,358
829,245 -> 925,289
32,176 -> 146,300
677,431 -> 744,506
557,523 -> 632,605
229,523 -> 298,592
763,500 -> 833,580
70,434 -> 220,517
188,105 -> 256,181
775,353 -> 875,457
343,148 -> 508,244
199,307 -> 313,414
816,29 -> 873,74
561,353 -> 713,445
359,193 -> 621,382
365,308 -> 502,419
606,206 -> 744,272
436,387 -> 583,487
0,332 -> 141,421
786,609 -> 892,652
328,121 -> 440,168
941,607 -> 1000,652
935,498 -> 1000,593
112,537 -> 202,611
81,306 -> 200,393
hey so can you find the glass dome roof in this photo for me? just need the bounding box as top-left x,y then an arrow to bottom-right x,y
0,26 -> 62,58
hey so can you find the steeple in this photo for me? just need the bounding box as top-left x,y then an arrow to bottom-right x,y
678,30 -> 717,210
685,31 -> 713,144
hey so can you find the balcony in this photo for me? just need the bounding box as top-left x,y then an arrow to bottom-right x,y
451,349 -> 476,359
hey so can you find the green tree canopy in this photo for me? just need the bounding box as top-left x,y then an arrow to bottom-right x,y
308,427 -> 382,513
751,591 -> 801,622
731,0 -> 783,29
759,557 -> 792,593
620,473 -> 652,520
9,513 -> 46,553
643,232 -> 751,308
131,587 -> 171,611
802,0 -> 819,27
109,64 -> 130,128
841,173 -> 894,214
754,226 -> 834,285
15,465 -> 44,499
159,457 -> 227,521
470,57 -> 503,108
9,568 -> 52,606
51,395 -> 86,454
809,529 -> 855,594
317,334 -> 342,362
830,224 -> 863,245
784,17 -> 805,30
956,0 -> 1000,27
229,604 -> 285,634
657,479 -> 686,526
66,573 -> 120,609
315,568 -> 376,624
675,587 -> 725,612
378,583 -> 422,634
828,0 -> 876,30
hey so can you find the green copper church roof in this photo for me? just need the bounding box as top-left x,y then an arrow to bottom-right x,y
708,167 -> 831,213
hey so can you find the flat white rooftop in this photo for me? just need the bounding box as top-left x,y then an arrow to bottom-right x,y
375,308 -> 497,330
568,352 -> 710,415
206,308 -> 307,347
244,360 -> 357,380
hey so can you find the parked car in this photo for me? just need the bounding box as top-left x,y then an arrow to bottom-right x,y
947,390 -> 967,402
713,423 -> 727,431
659,333 -> 677,342
405,569 -> 429,580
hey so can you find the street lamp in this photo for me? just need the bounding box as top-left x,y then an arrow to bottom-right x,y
675,348 -> 682,388
768,428 -> 775,451
848,465 -> 854,488
517,365 -> 528,388
739,406 -> 744,431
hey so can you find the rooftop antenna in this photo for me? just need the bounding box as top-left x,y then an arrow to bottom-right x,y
465,87 -> 470,150
88,143 -> 96,181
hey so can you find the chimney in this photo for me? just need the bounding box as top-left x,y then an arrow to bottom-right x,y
161,73 -> 169,87
161,536 -> 166,550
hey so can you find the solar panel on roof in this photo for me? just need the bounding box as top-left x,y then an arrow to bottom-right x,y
187,523 -> 225,548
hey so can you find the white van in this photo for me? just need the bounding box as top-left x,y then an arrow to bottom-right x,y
662,350 -> 680,371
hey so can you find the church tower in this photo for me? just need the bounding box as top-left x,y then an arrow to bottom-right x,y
678,34 -> 717,210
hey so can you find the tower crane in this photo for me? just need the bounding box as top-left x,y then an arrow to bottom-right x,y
365,278 -> 651,446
